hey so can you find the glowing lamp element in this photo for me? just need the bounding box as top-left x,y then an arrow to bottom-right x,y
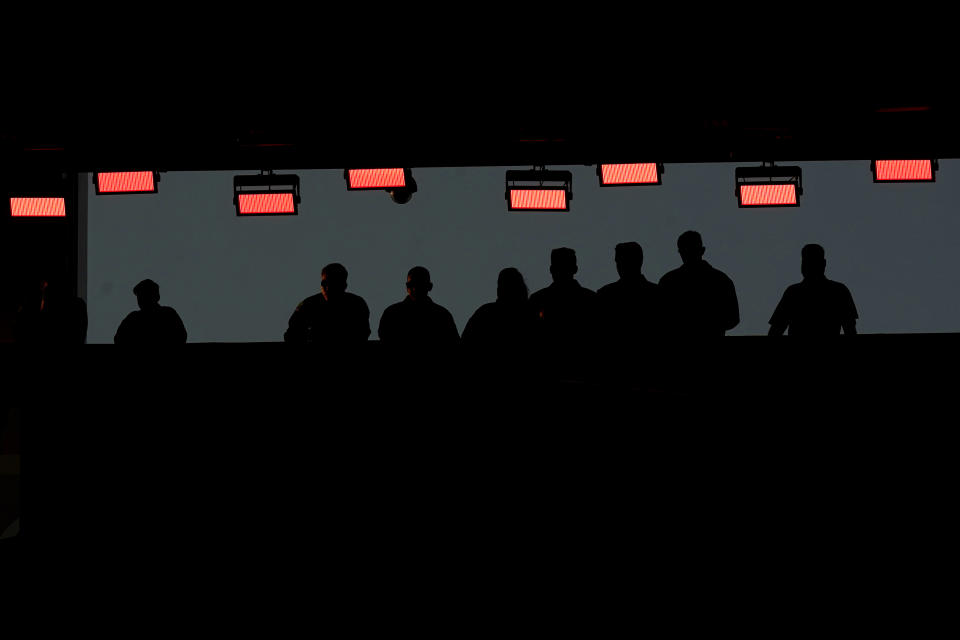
10,197 -> 66,217
346,168 -> 407,189
738,184 -> 797,206
505,169 -> 573,212
233,172 -> 300,216
735,165 -> 802,208
95,171 -> 158,194
599,163 -> 662,186
509,189 -> 568,210
237,193 -> 296,215
872,160 -> 936,182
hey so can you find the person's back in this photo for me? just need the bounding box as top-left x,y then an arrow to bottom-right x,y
462,267 -> 535,348
529,248 -> 597,345
378,266 -> 459,346
115,306 -> 187,344
114,279 -> 187,344
284,263 -> 370,343
769,244 -> 858,336
15,278 -> 87,345
658,231 -> 739,337
596,242 -> 662,341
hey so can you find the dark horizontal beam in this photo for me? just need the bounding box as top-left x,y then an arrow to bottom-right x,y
3,100 -> 959,172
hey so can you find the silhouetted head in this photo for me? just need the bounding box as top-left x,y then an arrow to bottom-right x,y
497,267 -> 528,304
801,244 -> 826,279
321,263 -> 348,301
615,242 -> 644,279
133,279 -> 161,311
406,266 -> 433,301
549,247 -> 578,282
677,230 -> 705,265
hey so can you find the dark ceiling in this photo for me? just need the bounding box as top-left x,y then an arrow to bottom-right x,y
3,89 -> 956,173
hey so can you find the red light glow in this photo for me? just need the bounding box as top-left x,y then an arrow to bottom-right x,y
10,197 -> 66,217
509,189 -> 568,210
601,163 -> 659,185
97,171 -> 156,193
874,160 -> 933,181
348,169 -> 406,189
739,184 -> 797,206
237,193 -> 296,215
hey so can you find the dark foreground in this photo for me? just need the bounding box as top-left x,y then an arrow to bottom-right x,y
2,336 -> 953,632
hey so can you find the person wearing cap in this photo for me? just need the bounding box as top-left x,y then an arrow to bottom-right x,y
114,279 -> 187,344
377,266 -> 459,345
284,262 -> 371,343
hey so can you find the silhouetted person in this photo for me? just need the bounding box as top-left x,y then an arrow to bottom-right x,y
378,266 -> 459,345
769,244 -> 858,336
528,247 -> 598,345
114,279 -> 187,344
284,263 -> 371,343
596,242 -> 662,341
658,231 -> 739,337
462,267 -> 536,347
14,276 -> 87,344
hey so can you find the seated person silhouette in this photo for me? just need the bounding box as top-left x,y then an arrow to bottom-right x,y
114,279 -> 187,344
14,275 -> 87,344
284,263 -> 371,343
658,230 -> 739,337
528,247 -> 597,345
462,267 -> 536,347
596,242 -> 662,342
769,244 -> 858,336
377,266 -> 459,345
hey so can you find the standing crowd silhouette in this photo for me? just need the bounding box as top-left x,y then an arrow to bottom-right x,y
280,231 -> 858,347
11,231 -> 859,345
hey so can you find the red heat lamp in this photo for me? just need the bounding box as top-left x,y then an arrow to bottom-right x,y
8,171 -> 70,218
735,164 -> 802,208
9,197 -> 66,217
94,171 -> 159,194
872,159 -> 937,182
344,168 -> 418,204
598,163 -> 663,186
506,168 -> 573,212
233,171 -> 300,216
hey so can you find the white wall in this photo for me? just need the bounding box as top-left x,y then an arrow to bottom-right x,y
86,162 -> 960,342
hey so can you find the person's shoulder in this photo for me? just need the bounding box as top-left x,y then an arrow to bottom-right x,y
430,299 -> 455,316
826,278 -> 852,292
706,264 -> 736,287
782,281 -> 803,295
575,281 -> 597,296
705,261 -> 731,277
529,286 -> 550,302
343,292 -> 369,309
596,281 -> 619,297
471,301 -> 498,316
382,299 -> 407,315
826,279 -> 856,302
658,267 -> 682,285
301,292 -> 327,306
291,293 -> 323,314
